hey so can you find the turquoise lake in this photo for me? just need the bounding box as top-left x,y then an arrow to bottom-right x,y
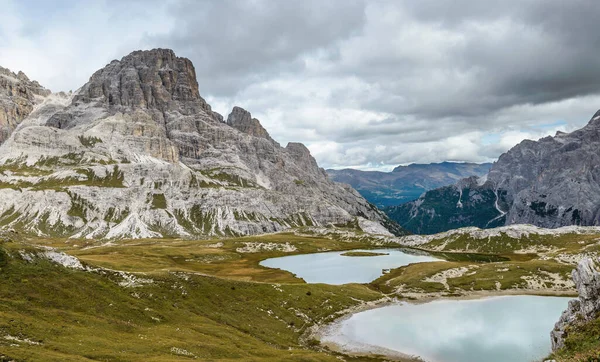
259,248 -> 443,284
320,295 -> 570,362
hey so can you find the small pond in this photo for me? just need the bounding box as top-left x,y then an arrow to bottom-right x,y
319,295 -> 570,362
259,248 -> 443,284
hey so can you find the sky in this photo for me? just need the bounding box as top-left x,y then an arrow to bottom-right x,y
2,0 -> 600,171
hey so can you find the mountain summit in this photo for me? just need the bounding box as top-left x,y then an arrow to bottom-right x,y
388,110 -> 600,234
226,106 -> 274,142
0,49 -> 402,239
0,66 -> 50,143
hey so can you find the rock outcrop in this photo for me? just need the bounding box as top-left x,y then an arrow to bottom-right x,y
551,257 -> 600,350
388,110 -> 600,234
0,49 -> 403,239
226,106 -> 274,142
0,66 -> 50,144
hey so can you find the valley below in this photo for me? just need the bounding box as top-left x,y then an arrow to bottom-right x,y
2,225 -> 599,361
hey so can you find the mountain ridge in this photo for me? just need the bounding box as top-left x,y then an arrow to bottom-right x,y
0,65 -> 51,144
327,162 -> 491,208
0,48 -> 403,239
388,111 -> 600,234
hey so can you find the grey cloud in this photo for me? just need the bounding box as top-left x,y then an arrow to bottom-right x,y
3,0 -> 600,170
148,0 -> 366,96
255,1 -> 593,127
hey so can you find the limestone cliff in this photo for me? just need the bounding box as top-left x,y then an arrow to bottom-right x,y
226,106 -> 274,142
0,66 -> 50,144
0,49 -> 403,239
551,257 -> 600,350
388,110 -> 600,234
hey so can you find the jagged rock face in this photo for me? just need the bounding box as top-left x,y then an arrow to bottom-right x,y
227,106 -> 274,142
389,110 -> 600,234
0,49 -> 402,239
328,162 -> 492,208
0,66 -> 50,144
488,117 -> 600,227
75,49 -> 205,111
551,257 -> 600,350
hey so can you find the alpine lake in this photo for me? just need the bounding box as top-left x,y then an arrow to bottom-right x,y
260,248 -> 569,362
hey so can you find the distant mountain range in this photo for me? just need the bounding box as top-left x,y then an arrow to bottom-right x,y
327,162 -> 492,208
388,110 -> 600,234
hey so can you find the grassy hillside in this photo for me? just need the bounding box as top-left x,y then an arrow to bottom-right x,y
0,237 -> 385,361
30,233 -> 400,283
1,227 -> 598,361
547,317 -> 600,362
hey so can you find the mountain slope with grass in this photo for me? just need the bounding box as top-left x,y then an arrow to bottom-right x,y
2,223 -> 600,361
0,49 -> 403,239
385,176 -> 507,234
0,235 -> 385,362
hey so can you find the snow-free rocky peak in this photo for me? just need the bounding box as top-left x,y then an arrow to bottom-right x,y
388,109 -> 600,234
226,106 -> 274,142
0,49 -> 403,239
0,66 -> 50,144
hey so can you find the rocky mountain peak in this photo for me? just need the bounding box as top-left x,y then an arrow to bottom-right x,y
0,66 -> 50,144
285,142 -> 312,159
73,48 -> 212,116
16,70 -> 30,82
0,66 -> 50,98
587,109 -> 600,127
226,106 -> 274,142
388,109 -> 600,234
0,48 -> 400,239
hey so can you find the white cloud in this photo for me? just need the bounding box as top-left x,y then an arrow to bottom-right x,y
0,0 -> 175,92
2,0 -> 600,171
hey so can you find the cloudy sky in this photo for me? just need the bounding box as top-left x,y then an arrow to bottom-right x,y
2,0 -> 600,171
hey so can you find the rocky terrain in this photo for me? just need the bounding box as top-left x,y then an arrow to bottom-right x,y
551,257 -> 600,350
0,66 -> 50,144
327,162 -> 491,208
0,49 -> 402,239
388,111 -> 600,234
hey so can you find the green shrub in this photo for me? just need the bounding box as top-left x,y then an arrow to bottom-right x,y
151,194 -> 167,209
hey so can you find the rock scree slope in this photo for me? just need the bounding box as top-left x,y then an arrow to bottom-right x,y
0,49 -> 403,239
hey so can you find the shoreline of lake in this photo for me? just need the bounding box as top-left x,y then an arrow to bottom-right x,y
309,291 -> 575,361
260,248 -> 444,284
